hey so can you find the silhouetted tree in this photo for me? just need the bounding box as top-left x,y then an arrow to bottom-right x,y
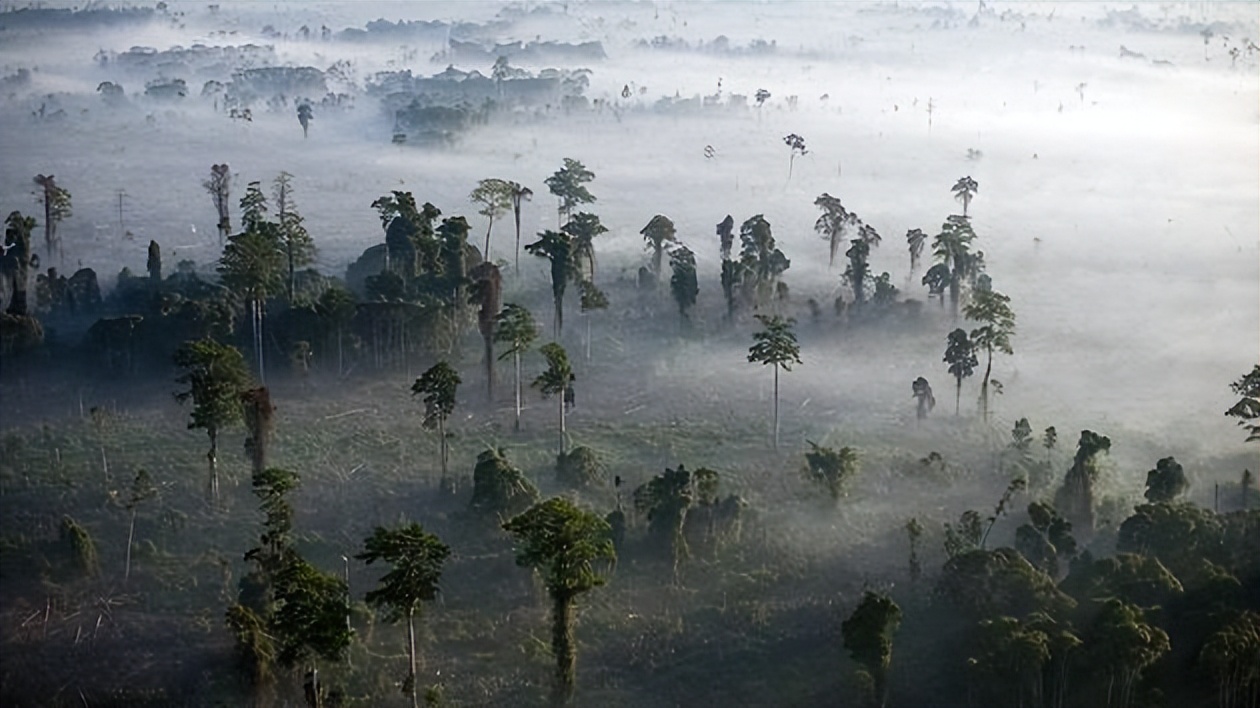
526,230 -> 576,336
544,158 -> 595,227
748,314 -> 802,450
534,343 -> 573,455
1055,430 -> 1112,533
507,181 -> 533,273
3,211 -> 37,317
932,215 -> 978,315
842,592 -> 902,708
739,214 -> 790,306
412,361 -> 461,489
470,447 -> 539,517
563,212 -> 607,282
783,132 -> 807,179
33,174 -> 71,263
502,497 -> 615,706
668,245 -> 698,323
952,176 -> 979,217
469,262 -> 503,399
174,338 -> 252,502
1144,456 -> 1188,503
716,214 -> 735,260
577,280 -> 607,361
469,178 -> 513,259
272,172 -> 316,301
495,303 -> 538,431
814,193 -> 860,269
943,328 -> 978,415
1225,365 -> 1260,443
905,228 -> 927,276
640,214 -> 677,279
146,240 -> 162,284
912,377 -> 936,421
1085,599 -> 1169,708
296,101 -> 313,138
204,164 -> 232,247
219,199 -> 285,383
964,287 -> 1016,421
803,441 -> 859,502
358,524 -> 450,708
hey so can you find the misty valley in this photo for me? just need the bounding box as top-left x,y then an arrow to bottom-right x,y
0,2 -> 1257,707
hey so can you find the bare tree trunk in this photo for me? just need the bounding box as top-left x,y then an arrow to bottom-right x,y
585,316 -> 591,361
955,376 -> 962,416
407,607 -> 419,708
484,216 -> 493,261
124,507 -> 136,582
514,351 -> 522,432
551,592 -> 575,707
981,347 -> 993,421
558,394 -> 567,456
772,365 -> 780,450
514,204 -> 522,275
208,428 -> 219,503
438,416 -> 448,488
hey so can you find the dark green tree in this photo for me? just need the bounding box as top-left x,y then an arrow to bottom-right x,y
640,214 -> 677,279
34,174 -> 72,263
358,524 -> 451,708
943,328 -> 978,415
966,616 -> 1050,708
494,303 -> 538,432
502,497 -> 615,706
470,447 -> 539,517
1225,365 -> 1260,443
964,287 -> 1016,421
803,442 -> 859,502
951,176 -> 979,216
577,280 -> 608,362
633,464 -> 707,574
563,212 -> 607,282
556,446 -> 604,488
1144,456 -> 1188,503
507,181 -> 533,273
525,230 -> 576,336
1014,501 -> 1078,577
533,343 -> 573,455
748,315 -> 802,450
844,238 -> 871,307
1199,610 -> 1260,708
841,591 -> 902,708
469,178 -> 513,259
668,245 -> 698,324
906,228 -> 927,276
739,214 -> 790,306
219,189 -> 285,383
1054,430 -> 1112,534
1085,600 -> 1169,708
544,158 -> 595,227
469,261 -> 503,400
814,193 -> 859,269
931,215 -> 978,315
411,361 -> 461,489
174,338 -> 253,502
272,172 -> 316,301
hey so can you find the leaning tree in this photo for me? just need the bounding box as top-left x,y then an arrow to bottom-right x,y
502,497 -> 615,707
748,314 -> 802,450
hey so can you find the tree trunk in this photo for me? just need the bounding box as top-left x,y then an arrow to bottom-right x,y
207,428 -> 219,503
558,393 -> 567,456
514,204 -> 522,275
585,316 -> 591,361
484,215 -> 493,261
407,606 -> 419,708
554,295 -> 563,338
514,352 -> 522,432
772,365 -> 780,450
551,592 -> 575,707
124,507 -> 137,582
955,375 -> 962,416
438,415 -> 448,488
981,347 -> 993,421
287,245 -> 296,302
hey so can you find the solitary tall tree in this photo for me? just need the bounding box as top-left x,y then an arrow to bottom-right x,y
33,174 -> 71,263
526,230 -> 576,337
412,362 -> 461,489
783,133 -> 808,179
204,163 -> 232,247
943,328 -> 978,415
358,524 -> 451,708
842,591 -> 903,708
952,176 -> 979,217
964,287 -> 1016,421
469,178 -> 513,260
544,158 -> 596,227
668,245 -> 698,324
748,315 -> 802,450
495,303 -> 538,432
640,214 -> 677,279
507,181 -> 533,273
814,193 -> 859,268
533,343 -> 574,455
502,497 -> 615,706
174,338 -> 253,502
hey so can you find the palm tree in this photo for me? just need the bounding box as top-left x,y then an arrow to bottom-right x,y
174,338 -> 253,502
952,176 -> 979,217
502,497 -> 615,707
412,362 -> 461,489
943,328 -> 978,415
906,228 -> 927,276
747,315 -> 802,450
533,342 -> 574,455
525,230 -> 576,337
964,287 -> 1016,421
640,214 -> 677,279
562,212 -> 607,282
494,303 -> 538,432
544,158 -> 596,227
507,181 -> 533,274
358,524 -> 451,708
469,178 -> 513,260
814,193 -> 859,268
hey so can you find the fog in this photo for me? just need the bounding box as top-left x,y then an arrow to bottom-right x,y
1,1 -> 1257,705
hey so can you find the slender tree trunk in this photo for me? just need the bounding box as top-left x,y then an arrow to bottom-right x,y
514,351 -> 522,432
514,204 -> 522,275
124,507 -> 137,582
337,326 -> 344,376
551,592 -> 575,707
438,415 -> 448,487
981,347 -> 993,421
585,315 -> 591,361
955,376 -> 962,416
484,215 -> 493,261
100,443 -> 109,487
287,245 -> 296,302
207,428 -> 219,503
554,295 -> 563,338
407,606 -> 418,708
772,365 -> 780,450
558,393 -> 567,456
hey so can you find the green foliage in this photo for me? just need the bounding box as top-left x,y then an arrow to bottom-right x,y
1014,501 -> 1077,577
1116,501 -> 1222,579
525,230 -> 575,335
563,211 -> 607,281
358,523 -> 450,622
748,315 -> 801,371
556,445 -> 604,488
964,287 -> 1015,419
1225,365 -> 1260,443
1055,430 -> 1112,532
1061,553 -> 1183,609
841,592 -> 902,708
802,441 -> 859,502
503,496 -> 615,598
533,342 -> 572,398
1144,456 -> 1188,503
219,221 -> 286,301
272,172 -> 316,300
544,157 -> 596,222
668,245 -> 698,319
270,554 -> 353,667
931,215 -> 978,312
935,548 -> 1075,621
1198,610 -> 1260,707
1084,599 -> 1169,708
738,214 -> 790,303
634,464 -> 699,568
469,447 -> 538,517
578,279 -> 608,314
469,178 -> 513,249
966,616 -> 1049,708
494,303 -> 538,360
943,328 -> 977,414
640,214 -> 678,276
944,510 -> 983,558
173,338 -> 252,435
58,515 -> 99,578
411,361 -> 461,431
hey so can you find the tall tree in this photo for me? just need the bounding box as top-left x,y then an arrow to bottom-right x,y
844,238 -> 871,307
469,178 -> 513,260
905,228 -> 927,276
1086,600 -> 1169,708
219,199 -> 285,384
174,338 -> 252,502
716,214 -> 735,261
494,303 -> 538,432
358,524 -> 451,708
411,361 -> 461,489
633,464 -> 703,575
525,230 -> 576,337
739,214 -> 790,306
814,193 -> 859,268
841,592 -> 903,708
204,164 -> 232,248
563,212 -> 607,282
943,328 -> 978,415
748,314 -> 802,450
241,386 -> 275,476
963,287 -> 1016,421
544,158 -> 595,227
272,172 -> 316,302
951,176 -> 979,217
533,342 -> 573,455
1055,430 -> 1112,534
1225,365 -> 1260,443
783,133 -> 807,179
469,262 -> 503,400
803,442 -> 859,503
501,497 -> 615,706
668,245 -> 698,324
1143,456 -> 1188,503
577,280 -> 608,362
147,240 -> 162,284
640,214 -> 677,279
296,101 -> 313,138
33,174 -> 71,264
507,181 -> 533,274
931,215 -> 978,315
2,211 -> 37,317
123,469 -> 157,583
